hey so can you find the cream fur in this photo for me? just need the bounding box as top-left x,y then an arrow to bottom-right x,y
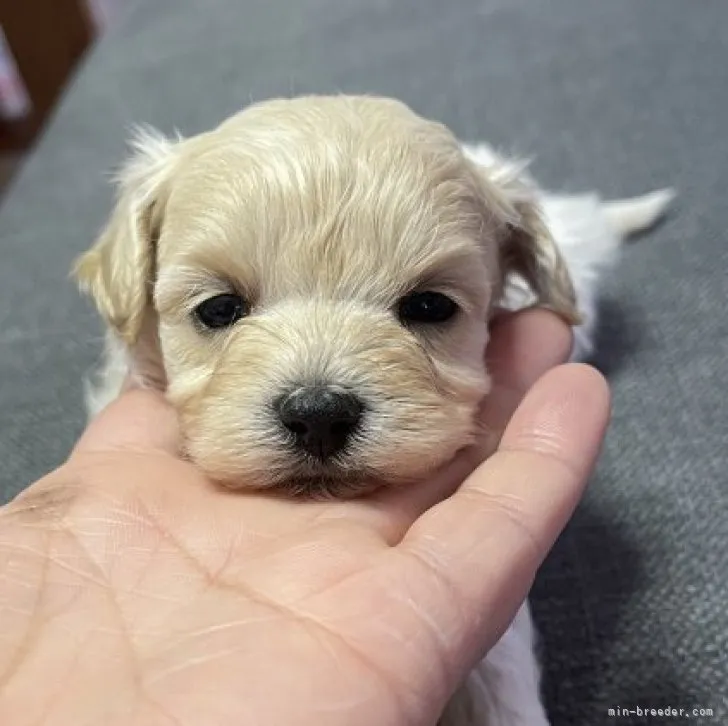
75,95 -> 673,726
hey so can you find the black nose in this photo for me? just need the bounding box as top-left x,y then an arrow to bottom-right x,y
276,387 -> 363,460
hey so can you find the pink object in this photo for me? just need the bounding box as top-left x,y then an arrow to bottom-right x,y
0,27 -> 30,121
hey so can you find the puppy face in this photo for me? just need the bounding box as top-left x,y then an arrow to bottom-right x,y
76,96 -> 577,496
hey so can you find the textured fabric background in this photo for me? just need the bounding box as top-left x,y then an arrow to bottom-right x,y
0,1 -> 726,723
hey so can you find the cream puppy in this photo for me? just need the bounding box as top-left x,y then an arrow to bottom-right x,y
75,95 -> 672,726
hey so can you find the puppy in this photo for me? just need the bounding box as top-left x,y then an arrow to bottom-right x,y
74,95 -> 673,726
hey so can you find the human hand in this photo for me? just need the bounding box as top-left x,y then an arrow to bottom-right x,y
0,310 -> 609,726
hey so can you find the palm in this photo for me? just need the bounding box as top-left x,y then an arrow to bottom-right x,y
3,452 -> 477,726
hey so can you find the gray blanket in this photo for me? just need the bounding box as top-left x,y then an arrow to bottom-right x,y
1,1 -> 725,723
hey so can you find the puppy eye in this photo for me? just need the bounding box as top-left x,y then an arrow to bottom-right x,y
195,294 -> 248,329
397,291 -> 459,325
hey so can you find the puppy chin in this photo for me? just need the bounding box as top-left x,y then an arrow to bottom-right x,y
187,454 -> 380,499
275,472 -> 383,500
207,465 -> 415,500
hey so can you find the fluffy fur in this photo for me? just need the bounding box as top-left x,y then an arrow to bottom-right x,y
74,95 -> 672,725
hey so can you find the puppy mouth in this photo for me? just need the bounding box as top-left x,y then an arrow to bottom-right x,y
279,475 -> 380,500
276,460 -> 381,500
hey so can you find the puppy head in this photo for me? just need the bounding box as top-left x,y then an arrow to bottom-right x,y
75,96 -> 577,496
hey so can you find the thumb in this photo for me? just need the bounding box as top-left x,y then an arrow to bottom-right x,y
72,387 -> 180,458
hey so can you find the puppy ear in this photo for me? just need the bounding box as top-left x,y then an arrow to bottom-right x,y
468,149 -> 580,324
73,127 -> 181,344
499,196 -> 581,325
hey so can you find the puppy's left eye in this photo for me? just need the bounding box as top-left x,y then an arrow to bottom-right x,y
195,294 -> 248,329
397,291 -> 459,324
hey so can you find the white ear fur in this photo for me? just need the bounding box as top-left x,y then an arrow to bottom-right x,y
73,126 -> 182,343
464,144 -> 580,324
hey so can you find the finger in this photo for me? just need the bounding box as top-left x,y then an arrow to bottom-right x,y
364,310 -> 573,537
72,388 -> 180,458
395,364 -> 609,668
481,309 -> 573,452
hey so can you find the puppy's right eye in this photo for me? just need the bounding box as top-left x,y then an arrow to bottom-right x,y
195,294 -> 248,329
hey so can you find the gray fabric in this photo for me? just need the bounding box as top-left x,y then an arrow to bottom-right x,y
1,0 -> 726,723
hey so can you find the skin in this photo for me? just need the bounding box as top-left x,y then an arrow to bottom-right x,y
0,311 -> 609,726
